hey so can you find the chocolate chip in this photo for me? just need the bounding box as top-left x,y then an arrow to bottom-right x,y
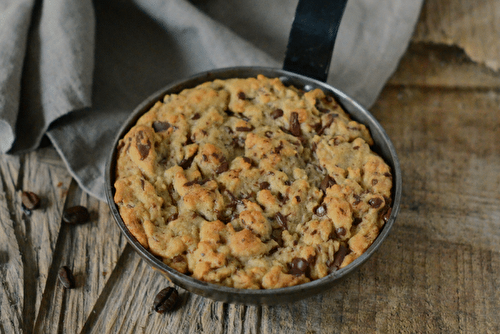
191,113 -> 201,120
289,112 -> 301,137
284,180 -> 292,186
295,196 -> 301,203
179,155 -> 195,170
140,179 -> 145,190
172,255 -> 184,263
136,131 -> 151,160
353,217 -> 362,226
328,245 -> 349,273
325,96 -> 334,103
152,121 -> 171,133
264,131 -> 273,138
336,227 -> 346,237
317,114 -> 337,136
21,191 -> 40,210
235,126 -> 254,132
315,99 -> 330,113
353,146 -> 360,150
271,229 -> 284,247
384,172 -> 392,178
319,175 -> 336,194
368,197 -> 384,209
58,266 -> 75,289
288,258 -> 309,277
372,179 -> 378,185
271,108 -> 284,119
353,194 -> 362,205
154,287 -> 178,314
237,92 -> 246,100
273,142 -> 284,155
382,207 -> 392,223
63,206 -> 90,224
167,213 -> 179,223
314,204 -> 327,217
259,182 -> 270,190
215,161 -> 229,174
275,212 -> 287,230
277,192 -> 288,204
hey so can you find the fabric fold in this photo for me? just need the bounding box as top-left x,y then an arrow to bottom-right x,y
0,0 -> 36,153
9,0 -> 95,153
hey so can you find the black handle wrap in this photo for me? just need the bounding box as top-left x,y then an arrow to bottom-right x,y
283,0 -> 348,83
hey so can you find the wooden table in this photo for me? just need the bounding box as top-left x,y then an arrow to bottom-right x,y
2,1 -> 499,332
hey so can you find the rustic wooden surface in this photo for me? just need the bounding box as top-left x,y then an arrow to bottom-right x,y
1,0 -> 500,333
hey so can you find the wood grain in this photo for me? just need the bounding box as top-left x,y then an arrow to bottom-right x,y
413,0 -> 500,71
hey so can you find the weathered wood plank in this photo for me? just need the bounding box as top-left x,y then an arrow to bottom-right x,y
33,181 -> 128,333
388,43 -> 500,89
412,0 -> 500,71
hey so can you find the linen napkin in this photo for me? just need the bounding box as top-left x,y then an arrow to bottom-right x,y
0,0 -> 423,201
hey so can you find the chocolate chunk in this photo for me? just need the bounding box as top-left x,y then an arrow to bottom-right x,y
277,192 -> 288,204
369,197 -> 384,209
235,125 -> 254,132
284,180 -> 292,186
179,155 -> 195,170
259,182 -> 270,190
353,217 -> 362,226
315,99 -> 330,113
264,131 -> 273,138
237,92 -> 246,100
21,191 -> 40,210
167,213 -> 179,223
191,113 -> 201,120
136,131 -> 151,160
215,161 -> 229,174
353,195 -> 362,205
289,112 -> 301,136
314,204 -> 327,217
288,258 -> 309,277
154,287 -> 178,314
382,207 -> 392,223
319,175 -> 336,194
353,146 -> 360,150
275,212 -> 287,230
328,245 -> 349,273
58,266 -> 75,289
152,121 -> 171,133
271,229 -> 284,247
63,206 -> 90,224
295,196 -> 301,203
271,108 -> 284,119
383,172 -> 392,178
317,114 -> 337,136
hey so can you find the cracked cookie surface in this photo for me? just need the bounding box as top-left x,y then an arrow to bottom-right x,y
114,75 -> 392,289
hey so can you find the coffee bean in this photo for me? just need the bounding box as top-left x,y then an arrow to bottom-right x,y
62,206 -> 90,224
21,191 -> 40,210
154,287 -> 178,313
215,161 -> 229,174
58,266 -> 75,289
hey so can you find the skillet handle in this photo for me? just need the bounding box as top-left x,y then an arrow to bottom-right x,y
283,0 -> 348,83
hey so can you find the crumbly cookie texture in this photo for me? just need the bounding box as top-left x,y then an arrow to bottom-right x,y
114,75 -> 392,289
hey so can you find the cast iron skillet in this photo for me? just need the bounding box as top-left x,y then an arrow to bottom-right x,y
105,0 -> 402,305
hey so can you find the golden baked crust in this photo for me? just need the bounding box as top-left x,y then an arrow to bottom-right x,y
114,75 -> 392,289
